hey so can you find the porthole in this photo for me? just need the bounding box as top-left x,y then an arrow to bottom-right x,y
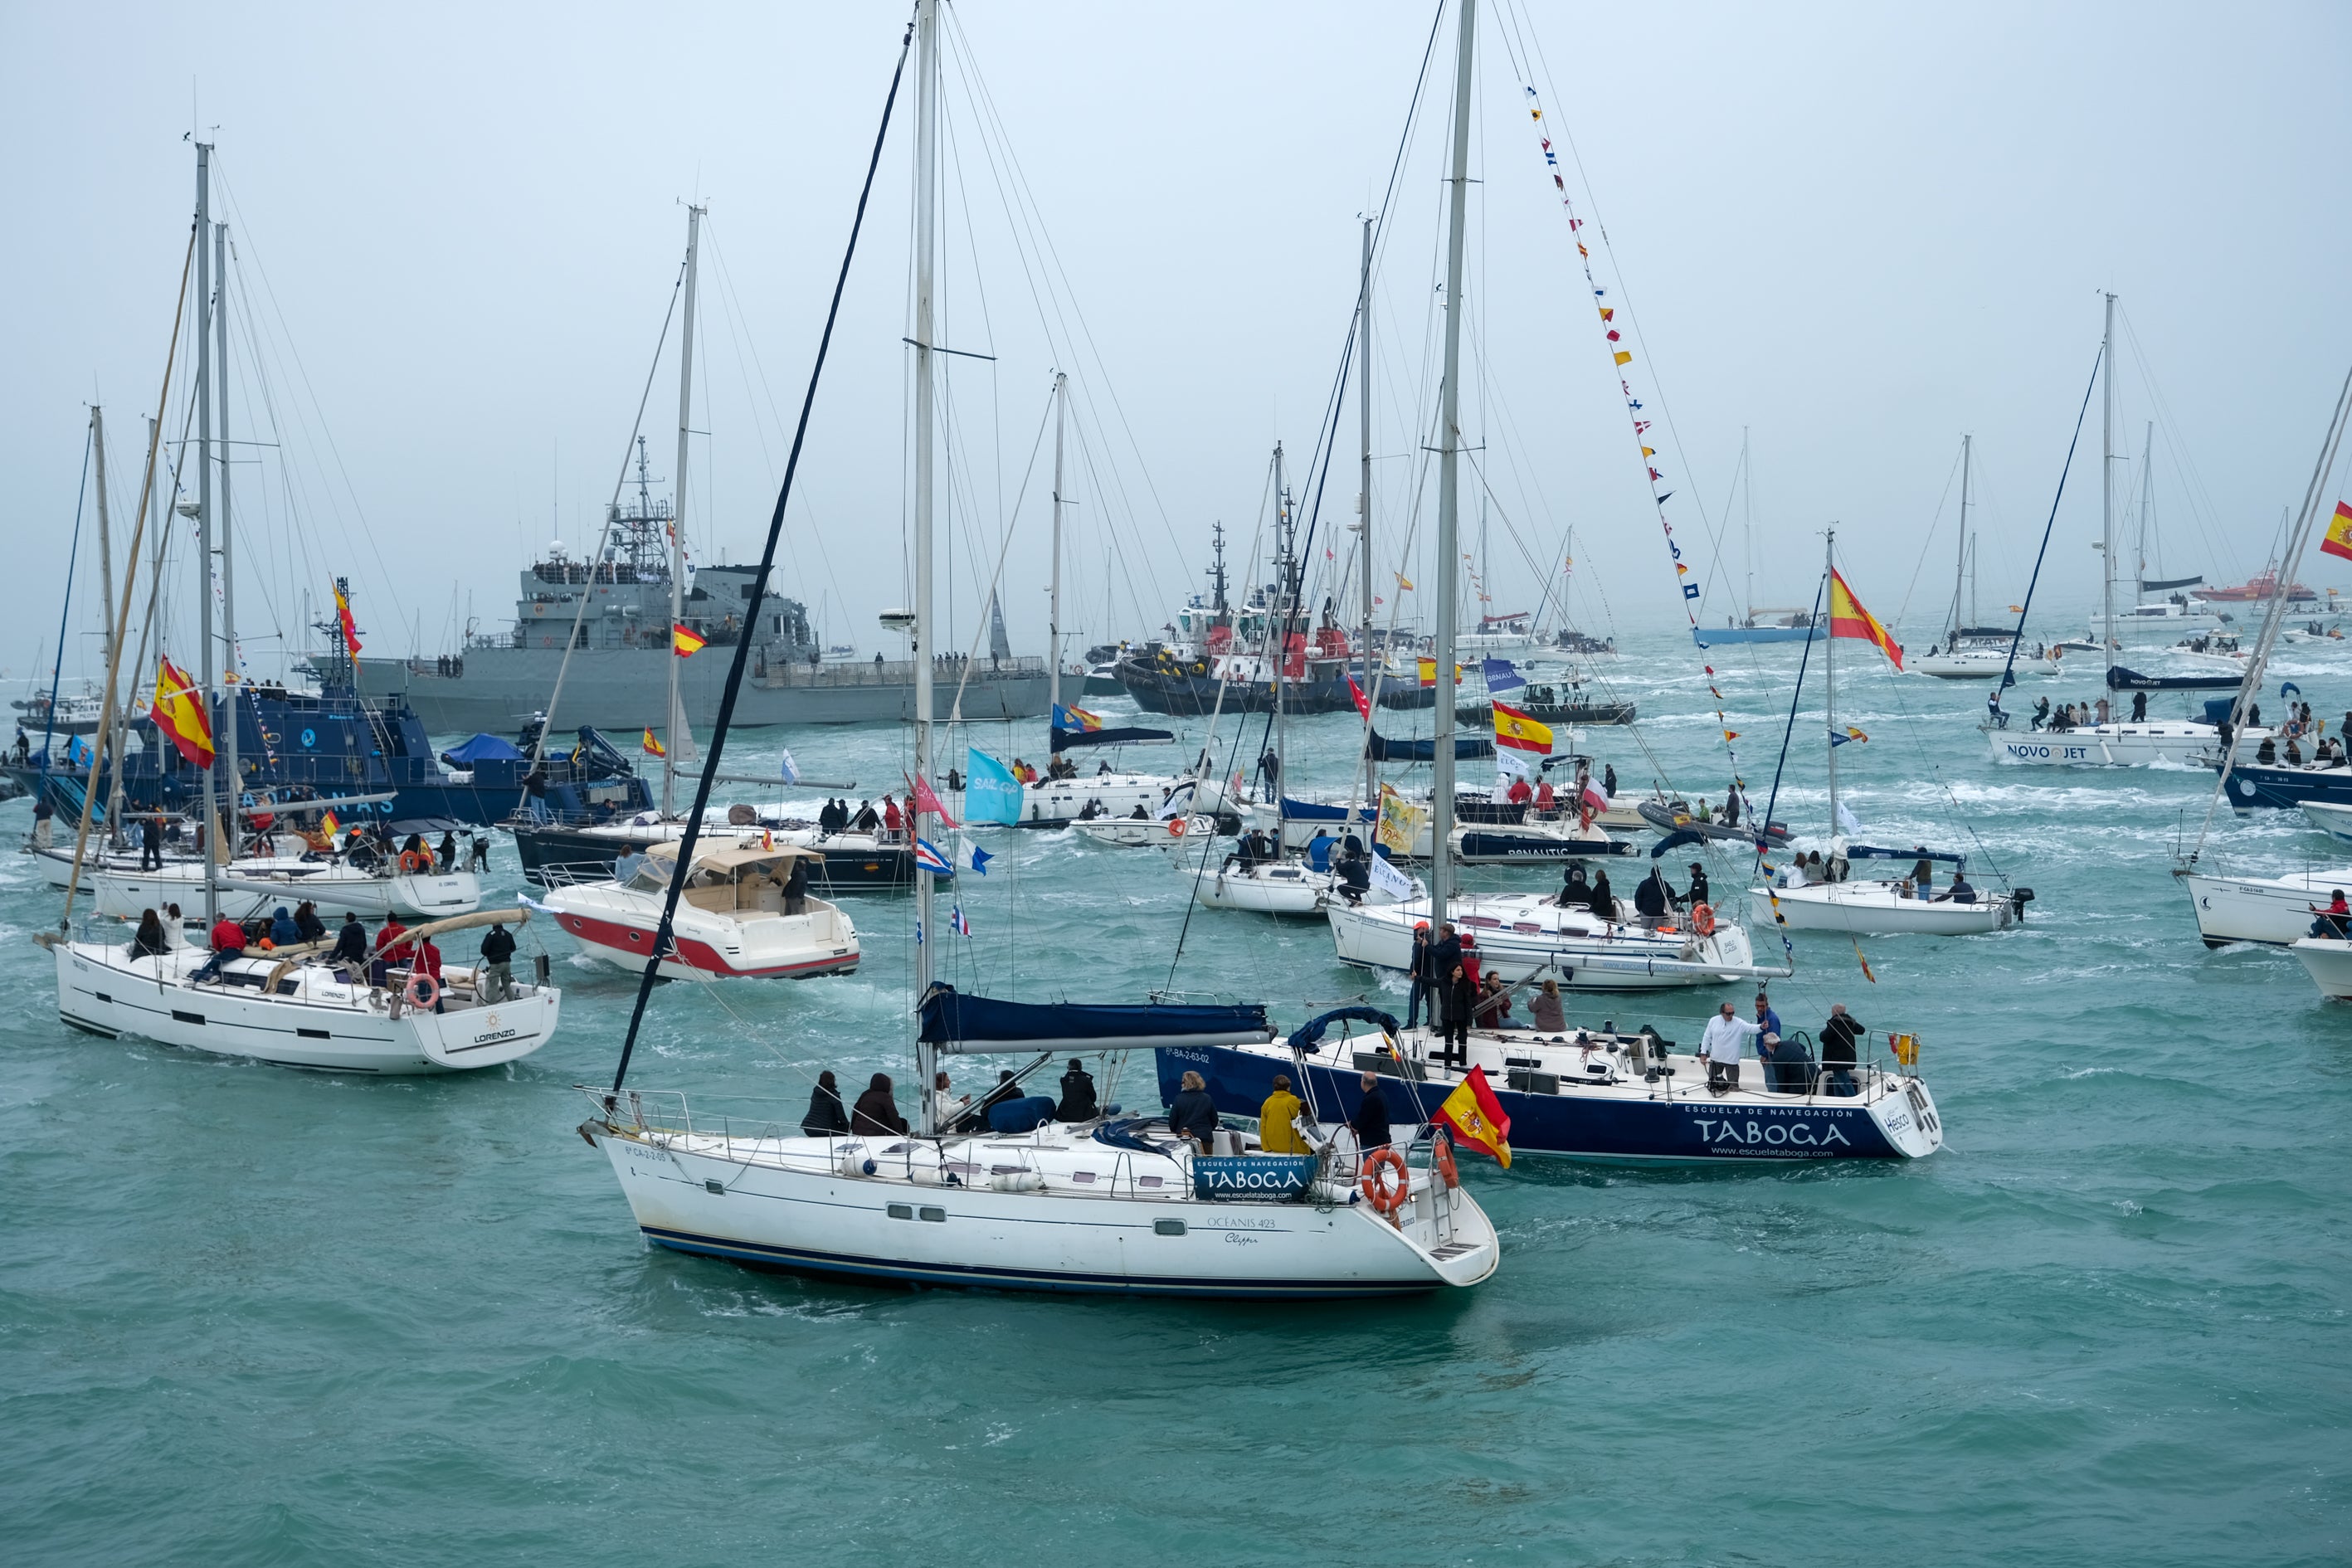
887,1202 -> 914,1220
1154,1219 -> 1186,1237
918,1206 -> 947,1223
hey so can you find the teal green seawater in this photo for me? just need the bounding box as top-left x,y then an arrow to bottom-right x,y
3,627 -> 2347,1566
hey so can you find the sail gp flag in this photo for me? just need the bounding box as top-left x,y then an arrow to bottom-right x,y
963,747 -> 1024,825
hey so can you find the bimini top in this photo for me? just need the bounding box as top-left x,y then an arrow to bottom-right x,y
645,840 -> 826,872
918,982 -> 1273,1055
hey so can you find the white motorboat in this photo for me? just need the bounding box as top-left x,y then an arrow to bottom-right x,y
1750,871 -> 2025,935
2289,935 -> 2352,999
2176,864 -> 2352,947
2301,801 -> 2352,843
1187,855 -> 1336,916
1329,892 -> 1768,991
1072,812 -> 1216,848
544,840 -> 858,980
47,908 -> 559,1074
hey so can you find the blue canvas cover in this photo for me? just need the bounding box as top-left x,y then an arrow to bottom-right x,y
918,983 -> 1271,1054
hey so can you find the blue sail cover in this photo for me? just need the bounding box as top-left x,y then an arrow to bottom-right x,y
1366,727 -> 1495,762
1048,704 -> 1175,754
918,983 -> 1273,1054
1284,1006 -> 1400,1056
2107,665 -> 2242,692
1847,844 -> 1967,868
440,733 -> 527,768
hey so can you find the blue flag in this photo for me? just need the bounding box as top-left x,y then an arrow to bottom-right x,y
1481,658 -> 1525,696
965,747 -> 1023,825
966,840 -> 993,875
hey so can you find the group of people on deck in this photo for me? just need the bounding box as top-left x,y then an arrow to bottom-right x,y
815,796 -> 903,842
799,1059 -> 1105,1140
1700,993 -> 1865,1098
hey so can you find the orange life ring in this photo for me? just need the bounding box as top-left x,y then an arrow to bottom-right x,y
1359,1147 -> 1410,1213
1431,1131 -> 1459,1191
397,850 -> 426,874
404,972 -> 440,1009
1692,902 -> 1717,936
1166,817 -> 1187,838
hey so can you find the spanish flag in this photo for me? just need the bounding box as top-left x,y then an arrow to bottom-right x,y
1491,700 -> 1553,756
1435,1066 -> 1512,1168
319,810 -> 341,840
2321,501 -> 2352,562
333,582 -> 363,655
671,622 -> 708,658
149,655 -> 214,767
641,728 -> 665,757
1828,568 -> 1903,671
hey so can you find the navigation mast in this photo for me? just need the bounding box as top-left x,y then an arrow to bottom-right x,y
909,0 -> 942,1132
663,202 -> 704,818
1429,0 -> 1477,932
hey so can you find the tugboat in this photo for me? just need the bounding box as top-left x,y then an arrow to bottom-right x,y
1118,512 -> 1363,717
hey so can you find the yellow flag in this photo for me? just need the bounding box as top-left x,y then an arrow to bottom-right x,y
1613,350 -> 1632,366
1376,782 -> 1424,859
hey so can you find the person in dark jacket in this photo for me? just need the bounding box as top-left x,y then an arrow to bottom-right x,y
801,1070 -> 850,1137
1687,862 -> 1710,908
1441,962 -> 1474,1068
1405,923 -> 1433,1029
139,814 -> 163,870
294,901 -> 327,942
850,1073 -> 909,1136
1634,867 -> 1669,921
1349,1071 -> 1393,1155
127,908 -> 169,962
1054,1059 -> 1099,1122
478,921 -> 519,1001
329,913 -> 369,969
1168,1069 -> 1220,1152
1820,1005 -> 1864,1096
1556,864 -> 1590,909
269,906 -> 301,947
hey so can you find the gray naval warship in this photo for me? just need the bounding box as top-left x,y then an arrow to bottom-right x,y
356,452 -> 1049,732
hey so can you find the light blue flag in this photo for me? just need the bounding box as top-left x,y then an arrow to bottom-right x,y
965,747 -> 1024,825
1482,658 -> 1525,696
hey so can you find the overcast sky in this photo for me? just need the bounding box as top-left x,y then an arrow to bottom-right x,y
7,1 -> 2349,692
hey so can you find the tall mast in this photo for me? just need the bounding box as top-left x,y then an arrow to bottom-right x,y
1823,528 -> 1839,840
2135,419 -> 2154,593
663,202 -> 703,818
910,0 -> 942,1132
2100,290 -> 2117,686
1048,370 -> 1066,715
1429,0 -> 1476,929
1951,432 -> 1971,639
1356,215 -> 1376,823
1273,441 -> 1288,790
90,407 -> 118,843
193,144 -> 218,925
1741,426 -> 1753,623
216,217 -> 240,855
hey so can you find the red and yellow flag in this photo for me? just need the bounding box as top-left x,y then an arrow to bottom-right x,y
319,810 -> 342,840
1491,700 -> 1553,756
671,622 -> 708,658
2320,501 -> 2352,562
1829,568 -> 1903,671
333,582 -> 363,654
149,655 -> 214,767
641,728 -> 665,757
1435,1066 -> 1512,1168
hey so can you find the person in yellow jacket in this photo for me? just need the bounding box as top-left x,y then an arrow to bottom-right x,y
1257,1074 -> 1310,1154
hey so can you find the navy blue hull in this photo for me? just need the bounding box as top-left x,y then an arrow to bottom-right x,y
2219,762 -> 2352,810
1157,1044 -> 1902,1163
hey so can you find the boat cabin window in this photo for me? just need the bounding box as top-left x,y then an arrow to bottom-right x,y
887,1202 -> 914,1220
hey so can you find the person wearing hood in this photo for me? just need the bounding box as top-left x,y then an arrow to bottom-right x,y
801,1070 -> 850,1137
1634,867 -> 1670,922
1257,1074 -> 1309,1154
1054,1059 -> 1099,1122
269,907 -> 301,947
850,1073 -> 909,1136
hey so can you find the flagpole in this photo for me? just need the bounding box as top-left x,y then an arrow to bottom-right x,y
193,142 -> 219,931
664,203 -> 703,819
910,0 -> 941,1133
1429,0 -> 1476,933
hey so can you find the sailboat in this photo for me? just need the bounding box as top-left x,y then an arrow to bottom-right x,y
1986,295 -> 2272,766
1322,0 -> 1773,994
1748,532 -> 2032,935
577,4 -> 1496,1298
41,142 -> 554,1073
1914,436 -> 2029,679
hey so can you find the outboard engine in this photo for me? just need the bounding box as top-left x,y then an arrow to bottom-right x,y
2012,887 -> 2035,919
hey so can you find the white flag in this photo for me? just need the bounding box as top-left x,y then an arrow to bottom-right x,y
1366,850 -> 1415,902
1836,800 -> 1863,838
777,747 -> 801,786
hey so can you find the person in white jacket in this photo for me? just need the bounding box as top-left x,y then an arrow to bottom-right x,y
1701,1001 -> 1762,1093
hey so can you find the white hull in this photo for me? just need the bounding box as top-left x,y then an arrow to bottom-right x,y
52,942 -> 560,1073
2291,937 -> 2352,999
1328,893 -> 1765,991
1750,879 -> 2018,935
2179,866 -> 2352,947
1984,721 -> 2251,767
1915,648 -> 2018,679
546,879 -> 859,980
1186,858 -> 1335,916
582,1108 -> 1496,1298
2301,802 -> 2352,844
86,860 -> 480,923
1072,814 -> 1215,848
947,772 -> 1195,828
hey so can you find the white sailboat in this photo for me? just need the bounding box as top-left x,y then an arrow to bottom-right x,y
1914,436 -> 2028,679
1751,532 -> 2031,936
579,4 -> 1497,1299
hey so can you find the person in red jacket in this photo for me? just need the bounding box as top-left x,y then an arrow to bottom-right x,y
413,937 -> 446,1011
371,915 -> 411,988
192,913 -> 247,982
